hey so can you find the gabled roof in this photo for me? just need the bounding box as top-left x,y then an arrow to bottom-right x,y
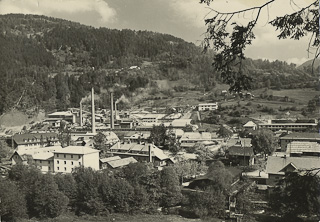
100,156 -> 121,163
107,157 -> 137,168
53,146 -> 100,155
243,121 -> 257,127
279,162 -> 297,172
32,152 -> 54,160
13,132 -> 59,145
110,143 -> 170,161
266,156 -> 320,175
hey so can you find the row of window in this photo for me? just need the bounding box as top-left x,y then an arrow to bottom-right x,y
23,137 -> 57,142
57,160 -> 81,166
56,167 -> 74,171
35,160 -> 81,166
56,154 -> 81,159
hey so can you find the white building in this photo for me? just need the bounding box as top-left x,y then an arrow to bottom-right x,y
53,146 -> 100,173
243,121 -> 257,130
198,103 -> 218,111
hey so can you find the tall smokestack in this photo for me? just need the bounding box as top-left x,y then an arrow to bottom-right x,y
80,102 -> 83,127
110,92 -> 114,129
91,87 -> 96,133
148,144 -> 153,163
114,101 -> 118,121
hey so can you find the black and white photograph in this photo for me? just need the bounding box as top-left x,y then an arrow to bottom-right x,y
0,0 -> 319,221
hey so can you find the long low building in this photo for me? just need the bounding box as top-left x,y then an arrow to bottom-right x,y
109,142 -> 171,167
179,132 -> 222,148
12,132 -> 60,151
279,132 -> 320,151
259,119 -> 317,132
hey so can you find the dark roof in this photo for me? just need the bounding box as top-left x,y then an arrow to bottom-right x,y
13,132 -> 59,145
228,146 -> 254,156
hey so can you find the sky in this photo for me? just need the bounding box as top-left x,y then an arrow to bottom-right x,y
0,0 -> 316,65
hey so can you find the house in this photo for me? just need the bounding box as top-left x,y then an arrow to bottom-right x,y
32,152 -> 55,173
266,156 -> 320,186
243,121 -> 257,130
100,156 -> 121,169
101,156 -> 137,169
53,146 -> 100,173
130,113 -> 166,126
123,132 -> 150,143
10,151 -> 31,165
279,132 -> 320,151
198,103 -> 218,111
109,142 -> 170,167
45,111 -> 76,126
259,119 -> 317,132
285,141 -> 320,157
10,145 -> 63,173
226,145 -> 255,166
12,132 -> 60,151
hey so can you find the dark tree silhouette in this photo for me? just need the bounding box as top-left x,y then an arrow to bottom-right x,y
201,0 -> 319,91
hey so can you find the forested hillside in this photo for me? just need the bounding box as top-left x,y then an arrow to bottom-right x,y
0,14 -> 316,114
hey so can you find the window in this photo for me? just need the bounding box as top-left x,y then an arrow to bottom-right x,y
57,154 -> 59,157
40,160 -> 42,164
64,154 -> 66,158
71,161 -> 73,165
64,161 -> 66,164
64,167 -> 66,171
57,160 -> 59,164
57,167 -> 59,170
78,155 -> 81,159
71,155 -> 73,158
79,162 -> 81,165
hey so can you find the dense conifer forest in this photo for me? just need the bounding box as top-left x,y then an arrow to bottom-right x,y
0,14 -> 317,114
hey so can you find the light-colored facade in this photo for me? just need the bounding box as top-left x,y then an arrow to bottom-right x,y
198,103 -> 218,111
48,111 -> 76,124
53,146 -> 100,173
259,119 -> 317,132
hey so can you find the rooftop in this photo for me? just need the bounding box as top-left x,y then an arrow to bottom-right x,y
100,156 -> 121,163
13,132 -> 59,145
48,111 -> 74,116
107,157 -> 137,168
280,132 -> 320,140
53,146 -> 100,155
32,152 -> 54,160
180,132 -> 212,140
286,141 -> 320,154
266,156 -> 320,175
110,143 -> 169,161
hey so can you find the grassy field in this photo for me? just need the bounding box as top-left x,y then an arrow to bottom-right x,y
21,212 -> 207,222
253,88 -> 319,105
